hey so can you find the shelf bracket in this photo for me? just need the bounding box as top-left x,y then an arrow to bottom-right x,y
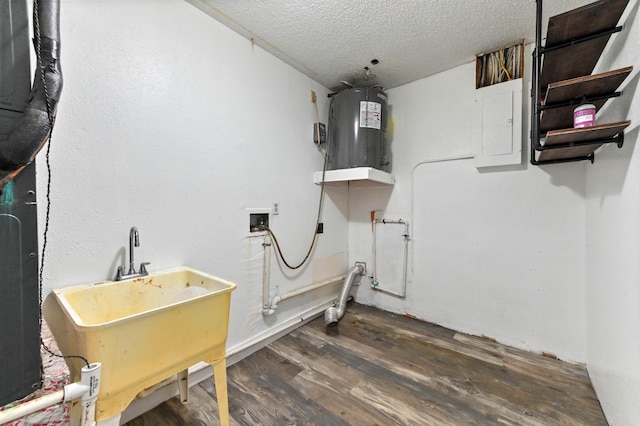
540,92 -> 622,112
617,131 -> 625,149
532,132 -> 624,165
533,154 -> 595,166
537,132 -> 624,151
540,26 -> 623,55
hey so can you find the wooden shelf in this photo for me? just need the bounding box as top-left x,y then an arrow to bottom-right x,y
538,147 -> 595,162
538,121 -> 630,162
531,0 -> 631,165
544,67 -> 632,103
544,121 -> 630,145
540,66 -> 633,132
540,0 -> 629,89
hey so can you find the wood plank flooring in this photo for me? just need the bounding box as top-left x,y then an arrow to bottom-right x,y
124,304 -> 607,425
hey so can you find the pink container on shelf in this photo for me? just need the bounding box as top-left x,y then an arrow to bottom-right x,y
574,104 -> 596,128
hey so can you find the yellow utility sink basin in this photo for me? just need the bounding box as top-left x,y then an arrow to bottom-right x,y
44,266 -> 236,424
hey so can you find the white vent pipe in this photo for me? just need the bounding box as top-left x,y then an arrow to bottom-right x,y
324,264 -> 365,327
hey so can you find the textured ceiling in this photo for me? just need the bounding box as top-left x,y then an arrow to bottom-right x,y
186,0 -> 595,91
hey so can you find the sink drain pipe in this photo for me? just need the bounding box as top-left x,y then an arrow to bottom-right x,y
261,233 -> 348,316
324,263 -> 365,328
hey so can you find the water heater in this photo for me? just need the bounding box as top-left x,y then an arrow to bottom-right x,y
327,87 -> 389,172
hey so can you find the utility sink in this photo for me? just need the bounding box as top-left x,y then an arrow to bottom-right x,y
44,266 -> 236,423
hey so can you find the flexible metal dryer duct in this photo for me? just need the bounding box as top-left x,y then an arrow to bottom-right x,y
324,263 -> 365,328
0,0 -> 62,188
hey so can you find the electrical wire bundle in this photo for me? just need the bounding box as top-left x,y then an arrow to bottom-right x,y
477,43 -> 523,88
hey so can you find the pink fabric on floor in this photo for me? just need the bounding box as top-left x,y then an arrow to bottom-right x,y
0,320 -> 71,425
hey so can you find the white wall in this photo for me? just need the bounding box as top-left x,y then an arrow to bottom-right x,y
350,2 -> 640,422
35,0 -> 640,422
585,1 -> 640,424
351,58 -> 588,362
38,0 -> 348,353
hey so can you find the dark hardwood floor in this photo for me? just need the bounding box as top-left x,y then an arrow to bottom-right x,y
125,303 -> 607,425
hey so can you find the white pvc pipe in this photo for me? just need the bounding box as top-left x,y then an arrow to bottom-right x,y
262,234 -> 272,310
0,362 -> 101,426
262,275 -> 346,315
231,301 -> 334,359
261,232 -> 348,316
262,294 -> 281,316
279,275 -> 346,301
371,219 -> 410,298
0,390 -> 64,425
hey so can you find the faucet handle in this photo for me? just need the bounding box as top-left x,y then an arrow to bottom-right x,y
139,262 -> 150,275
115,266 -> 124,281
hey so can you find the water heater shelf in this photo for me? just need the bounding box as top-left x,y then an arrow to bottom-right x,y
314,167 -> 395,185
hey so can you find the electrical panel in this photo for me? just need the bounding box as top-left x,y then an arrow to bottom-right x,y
474,78 -> 523,168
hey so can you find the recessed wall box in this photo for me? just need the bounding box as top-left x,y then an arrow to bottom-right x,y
249,213 -> 269,232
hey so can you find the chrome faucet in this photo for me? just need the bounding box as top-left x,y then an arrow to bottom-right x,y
114,226 -> 150,281
128,226 -> 139,275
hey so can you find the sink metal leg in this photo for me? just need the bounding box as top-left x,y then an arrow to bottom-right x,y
213,360 -> 229,426
177,369 -> 189,404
